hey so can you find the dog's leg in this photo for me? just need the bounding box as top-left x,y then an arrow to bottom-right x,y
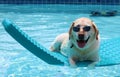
69,57 -> 79,67
50,33 -> 68,52
88,61 -> 98,69
50,41 -> 61,52
88,54 -> 99,69
50,36 -> 62,52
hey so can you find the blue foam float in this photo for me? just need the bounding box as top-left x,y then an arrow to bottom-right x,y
2,19 -> 120,66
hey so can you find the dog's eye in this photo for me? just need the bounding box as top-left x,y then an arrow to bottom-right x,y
83,26 -> 91,31
73,27 -> 80,32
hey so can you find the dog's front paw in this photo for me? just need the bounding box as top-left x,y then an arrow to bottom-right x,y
70,64 -> 77,68
69,57 -> 78,68
87,64 -> 95,69
87,62 -> 97,69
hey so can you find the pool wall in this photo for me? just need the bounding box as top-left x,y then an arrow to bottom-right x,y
0,4 -> 119,15
0,0 -> 120,5
0,0 -> 120,15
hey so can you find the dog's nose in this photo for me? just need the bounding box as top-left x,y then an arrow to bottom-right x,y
78,34 -> 84,40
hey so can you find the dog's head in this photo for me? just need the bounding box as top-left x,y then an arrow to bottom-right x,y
69,17 -> 99,49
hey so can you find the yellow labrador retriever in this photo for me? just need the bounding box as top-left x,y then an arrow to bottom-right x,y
50,17 -> 100,67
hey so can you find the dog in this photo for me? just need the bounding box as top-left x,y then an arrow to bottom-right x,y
50,17 -> 100,68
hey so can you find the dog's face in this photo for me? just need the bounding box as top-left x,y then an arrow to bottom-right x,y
69,17 -> 99,49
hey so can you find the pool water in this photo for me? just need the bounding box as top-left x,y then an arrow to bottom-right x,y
0,4 -> 120,77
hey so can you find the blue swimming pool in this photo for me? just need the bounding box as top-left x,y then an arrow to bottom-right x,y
0,4 -> 120,77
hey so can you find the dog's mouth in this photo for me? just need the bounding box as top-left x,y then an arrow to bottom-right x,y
77,36 -> 90,48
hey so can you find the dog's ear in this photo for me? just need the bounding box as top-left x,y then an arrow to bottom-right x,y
92,22 -> 99,40
69,22 -> 74,39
